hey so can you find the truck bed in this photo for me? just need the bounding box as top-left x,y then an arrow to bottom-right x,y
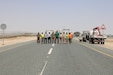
90,35 -> 107,39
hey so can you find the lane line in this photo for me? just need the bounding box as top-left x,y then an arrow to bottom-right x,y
78,42 -> 113,58
40,61 -> 48,75
52,43 -> 55,47
48,48 -> 53,55
39,43 -> 54,75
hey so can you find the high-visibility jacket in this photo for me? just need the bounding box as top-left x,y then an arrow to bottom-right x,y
68,33 -> 73,38
40,34 -> 44,38
65,34 -> 69,38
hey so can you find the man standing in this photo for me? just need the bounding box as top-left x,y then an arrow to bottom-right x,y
37,32 -> 40,43
44,32 -> 48,44
68,32 -> 73,43
62,32 -> 66,43
55,31 -> 59,44
65,33 -> 69,44
59,32 -> 63,44
40,32 -> 44,43
51,32 -> 55,44
48,32 -> 51,43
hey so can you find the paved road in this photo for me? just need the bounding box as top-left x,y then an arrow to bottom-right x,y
0,39 -> 113,75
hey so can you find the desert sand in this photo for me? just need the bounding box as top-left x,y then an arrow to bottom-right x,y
0,36 -> 36,47
98,38 -> 113,50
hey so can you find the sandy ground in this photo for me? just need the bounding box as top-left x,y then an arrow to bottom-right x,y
98,38 -> 113,50
0,36 -> 36,47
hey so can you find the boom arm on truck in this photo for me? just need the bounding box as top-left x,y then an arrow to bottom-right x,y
93,27 -> 101,36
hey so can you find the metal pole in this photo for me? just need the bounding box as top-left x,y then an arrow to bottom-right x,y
102,29 -> 104,35
2,30 -> 4,45
0,24 -> 7,45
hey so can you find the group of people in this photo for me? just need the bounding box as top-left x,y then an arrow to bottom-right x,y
37,31 -> 73,44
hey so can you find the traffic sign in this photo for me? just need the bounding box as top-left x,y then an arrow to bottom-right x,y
0,24 -> 7,45
0,24 -> 7,30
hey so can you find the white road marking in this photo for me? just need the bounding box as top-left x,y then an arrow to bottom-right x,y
48,48 -> 53,55
40,61 -> 48,75
52,43 -> 55,47
39,43 -> 54,75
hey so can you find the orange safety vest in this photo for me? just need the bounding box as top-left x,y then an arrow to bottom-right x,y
68,33 -> 73,38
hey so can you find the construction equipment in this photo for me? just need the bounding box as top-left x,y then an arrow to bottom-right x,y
81,24 -> 107,44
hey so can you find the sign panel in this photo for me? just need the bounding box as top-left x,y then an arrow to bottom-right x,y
0,24 -> 7,30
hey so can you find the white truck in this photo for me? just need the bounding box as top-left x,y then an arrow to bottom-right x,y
81,25 -> 107,44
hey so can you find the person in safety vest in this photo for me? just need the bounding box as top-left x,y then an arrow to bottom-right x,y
40,32 -> 44,43
68,32 -> 73,43
65,33 -> 69,43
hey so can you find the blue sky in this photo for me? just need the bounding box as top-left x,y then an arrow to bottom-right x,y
0,0 -> 113,34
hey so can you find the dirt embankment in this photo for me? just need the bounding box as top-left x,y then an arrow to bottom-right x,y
0,36 -> 36,47
98,38 -> 113,50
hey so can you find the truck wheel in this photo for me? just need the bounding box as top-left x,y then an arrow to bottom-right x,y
98,42 -> 100,44
102,39 -> 105,44
101,42 -> 103,44
101,42 -> 104,44
91,39 -> 94,44
102,42 -> 105,44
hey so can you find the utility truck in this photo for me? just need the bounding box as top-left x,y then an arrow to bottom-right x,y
81,24 -> 107,44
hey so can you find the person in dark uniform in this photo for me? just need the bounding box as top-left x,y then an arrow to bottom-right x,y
37,32 -> 40,43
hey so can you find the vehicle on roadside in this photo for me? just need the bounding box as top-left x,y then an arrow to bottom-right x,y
80,25 -> 107,44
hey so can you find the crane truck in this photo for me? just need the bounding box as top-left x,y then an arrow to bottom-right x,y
81,25 -> 107,44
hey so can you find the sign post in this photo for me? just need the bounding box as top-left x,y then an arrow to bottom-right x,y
0,24 -> 7,45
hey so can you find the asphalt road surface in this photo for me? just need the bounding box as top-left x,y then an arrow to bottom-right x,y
0,39 -> 113,75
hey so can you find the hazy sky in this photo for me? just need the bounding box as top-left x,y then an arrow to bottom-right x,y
0,0 -> 113,34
